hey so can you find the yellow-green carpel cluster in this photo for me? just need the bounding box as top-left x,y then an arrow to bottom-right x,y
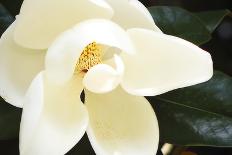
76,42 -> 102,74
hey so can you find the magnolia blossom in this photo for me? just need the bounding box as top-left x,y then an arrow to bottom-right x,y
0,0 -> 213,155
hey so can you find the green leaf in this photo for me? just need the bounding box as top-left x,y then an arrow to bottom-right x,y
0,3 -> 14,36
0,99 -> 21,140
148,71 -> 232,146
195,10 -> 231,33
148,6 -> 211,45
0,0 -> 23,16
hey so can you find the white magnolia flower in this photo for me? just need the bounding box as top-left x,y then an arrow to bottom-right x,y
0,0 -> 213,155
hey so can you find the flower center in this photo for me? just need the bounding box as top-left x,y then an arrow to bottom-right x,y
76,42 -> 102,73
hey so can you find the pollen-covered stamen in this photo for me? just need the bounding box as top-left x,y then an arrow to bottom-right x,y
76,42 -> 102,73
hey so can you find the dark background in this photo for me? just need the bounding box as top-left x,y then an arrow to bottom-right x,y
0,0 -> 231,155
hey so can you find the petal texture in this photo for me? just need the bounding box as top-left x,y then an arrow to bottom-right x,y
106,0 -> 161,32
14,0 -> 113,49
83,55 -> 124,93
45,19 -> 134,84
20,72 -> 88,155
0,22 -> 45,107
121,28 -> 213,96
85,87 -> 159,155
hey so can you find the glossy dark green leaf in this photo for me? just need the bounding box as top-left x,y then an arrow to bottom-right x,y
148,6 -> 211,45
0,3 -> 14,36
0,0 -> 23,16
195,10 -> 231,33
0,99 -> 22,140
147,71 -> 232,146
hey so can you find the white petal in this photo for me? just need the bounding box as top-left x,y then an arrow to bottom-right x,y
45,19 -> 134,84
85,87 -> 159,155
0,22 -> 45,108
83,55 -> 124,93
20,72 -> 88,155
14,0 -> 113,49
121,28 -> 213,96
105,0 -> 162,32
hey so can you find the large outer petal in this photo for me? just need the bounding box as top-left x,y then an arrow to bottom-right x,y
45,19 -> 134,84
20,72 -> 88,155
105,0 -> 161,32
0,22 -> 45,108
85,87 -> 159,155
121,28 -> 213,96
14,0 -> 113,49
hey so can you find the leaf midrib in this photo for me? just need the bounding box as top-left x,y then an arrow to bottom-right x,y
155,96 -> 232,119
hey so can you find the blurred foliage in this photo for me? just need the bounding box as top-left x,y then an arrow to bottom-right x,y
0,0 -> 23,16
0,100 -> 21,140
140,0 -> 231,11
195,10 -> 231,33
0,4 -> 14,35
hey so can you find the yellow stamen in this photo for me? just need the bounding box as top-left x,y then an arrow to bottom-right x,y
76,42 -> 102,73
